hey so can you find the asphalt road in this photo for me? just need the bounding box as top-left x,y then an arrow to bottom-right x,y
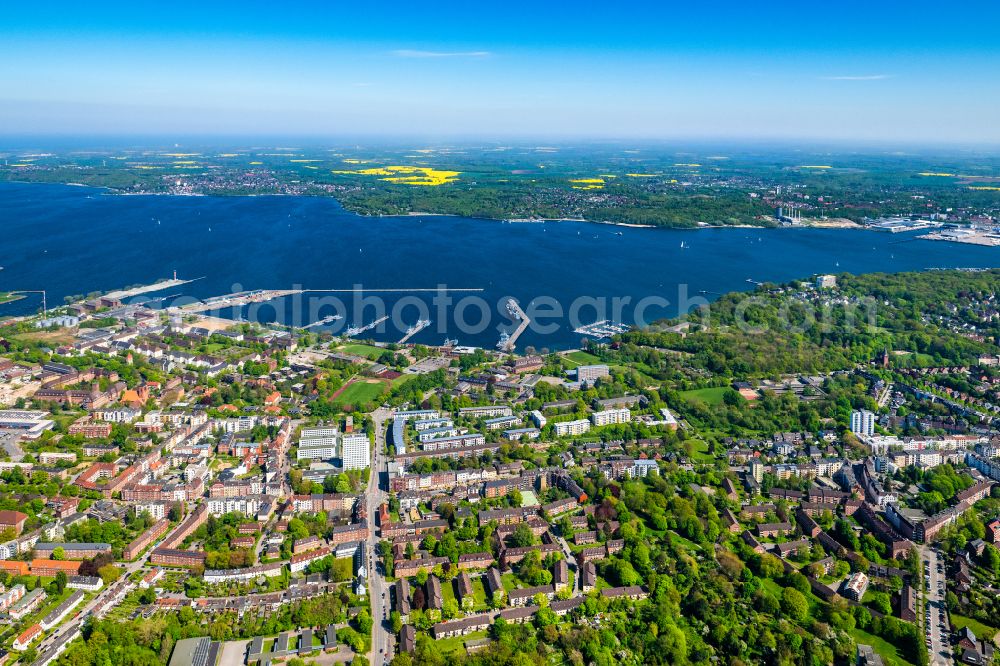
920,545 -> 951,666
32,552 -> 148,665
366,408 -> 393,666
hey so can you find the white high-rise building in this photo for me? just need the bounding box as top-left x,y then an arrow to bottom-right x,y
342,433 -> 371,470
850,410 -> 875,437
590,408 -> 631,426
554,419 -> 591,436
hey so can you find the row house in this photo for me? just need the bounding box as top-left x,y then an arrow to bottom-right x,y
756,522 -> 793,538
500,542 -> 560,569
508,584 -> 555,607
457,552 -> 494,570
150,548 -> 207,568
123,518 -> 170,560
330,521 -> 368,546
289,547 -> 331,573
394,556 -> 450,579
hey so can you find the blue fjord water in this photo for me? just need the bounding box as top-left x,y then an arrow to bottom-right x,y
2,181 -> 999,350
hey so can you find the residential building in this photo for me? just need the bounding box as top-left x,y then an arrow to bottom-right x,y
590,408 -> 630,427
851,410 -> 875,437
554,419 -> 591,437
342,433 -> 371,470
0,510 -> 28,536
842,572 -> 869,602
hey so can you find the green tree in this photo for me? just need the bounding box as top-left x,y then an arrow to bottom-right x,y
781,587 -> 809,622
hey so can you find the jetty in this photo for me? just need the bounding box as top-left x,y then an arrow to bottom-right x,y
302,314 -> 344,330
103,276 -> 204,301
398,319 -> 431,344
497,299 -> 530,352
170,289 -> 302,314
344,315 -> 390,338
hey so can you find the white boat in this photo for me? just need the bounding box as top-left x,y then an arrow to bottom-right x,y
505,299 -> 521,320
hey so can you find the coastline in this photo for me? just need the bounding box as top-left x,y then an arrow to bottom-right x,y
0,178 -> 874,235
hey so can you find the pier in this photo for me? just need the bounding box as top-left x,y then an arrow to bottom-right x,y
398,319 -> 431,344
103,276 -> 204,301
344,315 -> 390,338
302,315 -> 344,330
169,289 -> 303,314
498,299 -> 530,352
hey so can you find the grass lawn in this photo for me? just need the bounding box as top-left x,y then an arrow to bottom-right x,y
849,628 -> 916,666
951,615 -> 1000,644
434,629 -> 489,654
667,530 -> 701,552
21,588 -> 73,627
688,439 -> 715,462
471,577 -> 488,610
332,379 -> 387,406
679,386 -> 730,406
560,350 -> 601,368
337,343 -> 386,360
441,579 -> 458,605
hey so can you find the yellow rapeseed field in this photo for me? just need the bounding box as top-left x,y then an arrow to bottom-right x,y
569,178 -> 605,190
332,165 -> 460,186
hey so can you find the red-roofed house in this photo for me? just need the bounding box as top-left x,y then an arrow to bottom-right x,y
0,510 -> 29,536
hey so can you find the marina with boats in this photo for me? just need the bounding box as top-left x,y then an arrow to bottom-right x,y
573,320 -> 632,339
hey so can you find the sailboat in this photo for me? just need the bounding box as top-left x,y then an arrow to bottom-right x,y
680,241 -> 689,249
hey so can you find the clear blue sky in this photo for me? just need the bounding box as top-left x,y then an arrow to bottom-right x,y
2,0 -> 999,143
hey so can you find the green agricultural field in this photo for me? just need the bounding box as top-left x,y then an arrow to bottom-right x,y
680,386 -> 730,406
